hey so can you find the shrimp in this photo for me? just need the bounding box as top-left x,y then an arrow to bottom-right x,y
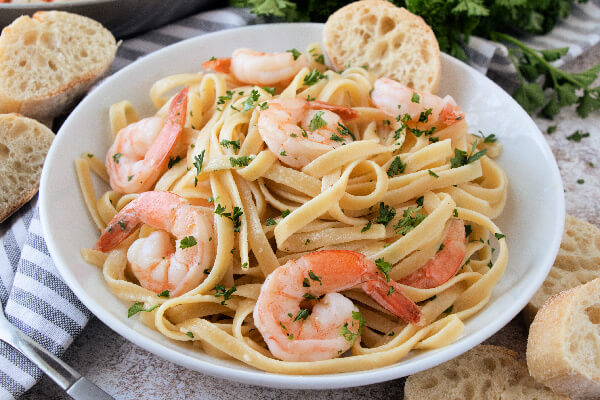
95,191 -> 215,297
257,98 -> 358,169
371,78 -> 464,129
253,250 -> 423,362
399,220 -> 466,289
202,48 -> 309,86
106,87 -> 188,193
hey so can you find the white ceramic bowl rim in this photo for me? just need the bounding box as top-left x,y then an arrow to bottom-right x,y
40,23 -> 565,389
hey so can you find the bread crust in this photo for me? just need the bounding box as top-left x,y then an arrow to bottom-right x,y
0,11 -> 117,122
527,278 -> 600,399
0,113 -> 55,223
323,0 -> 441,93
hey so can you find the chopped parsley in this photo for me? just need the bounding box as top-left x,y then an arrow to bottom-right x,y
306,94 -> 315,102
494,233 -> 505,240
340,311 -> 365,342
217,90 -> 235,105
308,270 -> 322,285
577,178 -> 585,184
241,89 -> 260,112
112,153 -> 122,164
293,308 -> 310,321
168,156 -> 182,169
418,108 -> 433,123
180,236 -> 197,249
157,290 -> 170,298
304,238 -> 311,245
438,243 -> 445,253
127,302 -> 158,318
302,278 -> 310,287
361,221 -> 372,233
214,204 -> 244,232
453,208 -> 459,217
428,170 -> 439,178
280,150 -> 287,156
443,305 -> 453,314
281,209 -> 291,218
213,284 -> 237,305
309,111 -> 327,130
259,102 -> 269,110
186,332 -> 194,338
262,86 -> 276,95
387,286 -> 395,295
450,141 -> 487,168
375,258 -> 393,282
566,130 -> 590,142
314,53 -> 325,64
476,131 -> 497,143
411,93 -> 420,103
302,293 -> 318,300
330,134 -> 344,142
193,150 -> 205,177
374,202 -> 396,226
118,221 -> 127,231
303,69 -> 326,86
265,218 -> 276,226
220,139 -> 241,151
229,156 -> 254,168
287,48 -> 302,60
387,156 -> 406,177
127,175 -> 133,182
87,153 -> 94,158
464,224 -> 472,238
337,123 -> 356,140
393,206 -> 427,235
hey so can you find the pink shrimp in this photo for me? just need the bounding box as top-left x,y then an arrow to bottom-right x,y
202,48 -> 309,86
253,250 -> 423,361
399,220 -> 466,289
105,87 -> 188,193
371,78 -> 464,129
95,191 -> 215,297
258,98 -> 358,169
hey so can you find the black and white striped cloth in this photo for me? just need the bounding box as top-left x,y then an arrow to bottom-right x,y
1,4 -> 599,399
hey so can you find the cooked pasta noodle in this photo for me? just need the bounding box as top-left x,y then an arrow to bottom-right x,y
76,44 -> 508,373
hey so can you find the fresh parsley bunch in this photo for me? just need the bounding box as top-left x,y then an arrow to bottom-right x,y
231,0 -> 600,119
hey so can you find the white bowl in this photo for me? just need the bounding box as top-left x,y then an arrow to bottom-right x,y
39,23 -> 564,389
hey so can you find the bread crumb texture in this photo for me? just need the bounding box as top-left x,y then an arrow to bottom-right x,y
323,0 -> 441,93
405,345 -> 568,400
526,215 -> 600,322
0,114 -> 54,222
528,278 -> 600,399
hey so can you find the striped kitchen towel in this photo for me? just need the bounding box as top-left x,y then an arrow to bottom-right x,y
0,3 -> 599,399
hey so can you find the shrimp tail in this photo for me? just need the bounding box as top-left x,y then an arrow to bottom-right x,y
399,220 -> 466,289
202,57 -> 231,74
308,100 -> 358,121
362,279 -> 423,326
94,206 -> 142,252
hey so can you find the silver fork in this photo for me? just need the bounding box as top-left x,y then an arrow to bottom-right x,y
0,304 -> 114,399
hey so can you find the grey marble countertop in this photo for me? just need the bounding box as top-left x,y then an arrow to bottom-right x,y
23,43 -> 600,400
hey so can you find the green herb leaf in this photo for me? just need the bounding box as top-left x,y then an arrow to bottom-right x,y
265,218 -> 277,226
127,302 -> 158,318
220,139 -> 241,151
112,153 -> 122,164
308,270 -> 322,285
387,156 -> 406,177
229,156 -> 254,167
180,236 -> 197,249
213,284 -> 237,305
393,206 -> 427,236
309,111 -> 327,130
375,258 -> 393,282
293,308 -> 310,321
374,202 -> 396,226
287,48 -> 302,60
303,69 -> 326,86
157,290 -> 170,298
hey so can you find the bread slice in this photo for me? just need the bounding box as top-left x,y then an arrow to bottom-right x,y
404,345 -> 568,399
524,215 -> 600,324
527,278 -> 600,399
0,11 -> 117,122
0,114 -> 54,222
323,0 -> 441,93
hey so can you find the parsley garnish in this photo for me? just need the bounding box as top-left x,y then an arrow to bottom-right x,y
112,153 -> 122,164
293,308 -> 310,321
127,302 -> 158,318
265,218 -> 276,226
303,69 -> 326,86
213,285 -> 237,305
242,89 -> 261,111
168,156 -> 181,169
330,134 -> 344,142
337,123 -> 356,140
476,131 -> 497,143
217,90 -> 234,105
229,156 -> 253,168
186,332 -> 194,338
464,224 -> 472,238
340,311 -> 365,342
281,209 -> 291,218
262,86 -> 276,95
157,290 -> 170,298
393,206 -> 427,235
443,305 -> 453,314
453,209 -> 458,218
87,153 -> 94,158
577,178 -> 585,184
220,139 -> 241,151
118,221 -> 126,231
387,156 -> 406,177
374,202 -> 396,226
302,293 -> 318,300
193,150 -> 205,176
566,130 -> 590,142
387,286 -> 394,295
361,221 -> 372,233
280,150 -> 287,156
450,141 -> 487,168
302,278 -> 310,287
309,111 -> 327,130
180,236 -> 197,249
418,108 -> 432,123
287,48 -> 301,60
494,233 -> 505,240
214,205 -> 244,232
375,258 -> 393,282
308,270 -> 322,285
314,53 -> 325,64
411,93 -> 420,103
416,196 -> 424,207
428,170 -> 439,178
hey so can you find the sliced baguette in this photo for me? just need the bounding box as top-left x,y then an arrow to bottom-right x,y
527,278 -> 600,399
405,345 -> 568,399
323,0 -> 441,93
0,11 -> 117,122
0,114 -> 54,222
524,215 -> 600,324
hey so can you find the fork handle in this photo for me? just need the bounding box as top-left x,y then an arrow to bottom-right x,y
3,324 -> 113,399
